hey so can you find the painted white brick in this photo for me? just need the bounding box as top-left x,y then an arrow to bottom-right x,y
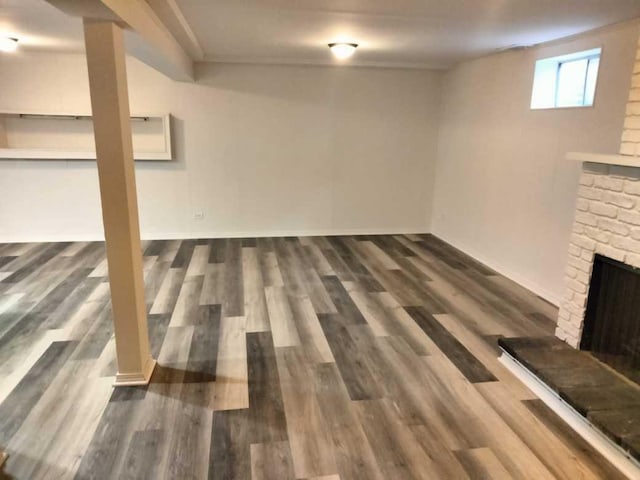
556,326 -> 580,348
624,180 -> 640,196
572,293 -> 588,309
625,253 -> 640,269
622,129 -> 640,143
619,210 -> 640,226
574,270 -> 591,286
570,312 -> 587,329
565,302 -> 586,319
620,142 -> 639,156
557,316 -> 579,334
566,314 -> 584,333
568,244 -> 582,257
580,249 -> 593,262
570,234 -> 596,251
603,191 -> 635,209
584,226 -> 611,243
575,198 -> 589,211
579,174 -> 596,187
630,88 -> 640,102
624,115 -> 640,130
558,104 -> 640,345
567,255 -> 592,273
565,336 -> 580,348
597,218 -> 630,236
566,279 -> 587,294
627,102 -> 640,116
611,235 -> 640,254
562,290 -> 574,302
630,228 -> 640,240
577,186 -> 603,201
569,314 -> 585,331
597,245 -> 627,262
589,202 -> 617,218
575,211 -> 598,227
555,327 -> 568,342
594,176 -> 624,191
579,174 -> 595,186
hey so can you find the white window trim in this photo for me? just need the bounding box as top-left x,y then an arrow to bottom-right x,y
531,47 -> 602,111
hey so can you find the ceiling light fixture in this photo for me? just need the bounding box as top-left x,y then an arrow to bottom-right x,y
329,42 -> 358,60
0,37 -> 18,53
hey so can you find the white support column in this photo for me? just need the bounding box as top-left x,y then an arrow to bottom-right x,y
83,19 -> 156,386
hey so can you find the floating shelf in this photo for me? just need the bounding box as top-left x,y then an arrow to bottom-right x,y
0,111 -> 172,161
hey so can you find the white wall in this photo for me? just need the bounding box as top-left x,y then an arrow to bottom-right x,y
432,21 -> 640,304
0,55 -> 442,242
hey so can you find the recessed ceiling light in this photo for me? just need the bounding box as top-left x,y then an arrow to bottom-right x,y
329,43 -> 358,60
0,37 -> 18,53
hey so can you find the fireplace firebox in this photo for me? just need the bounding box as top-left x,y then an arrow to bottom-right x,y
582,254 -> 640,384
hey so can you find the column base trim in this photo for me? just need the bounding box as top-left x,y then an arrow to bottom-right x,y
114,356 -> 157,387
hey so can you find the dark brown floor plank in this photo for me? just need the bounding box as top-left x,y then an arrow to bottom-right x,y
0,340 -> 77,445
119,429 -> 163,480
246,332 -> 289,443
209,409 -> 251,480
405,306 -> 497,383
317,313 -> 382,401
223,239 -> 244,317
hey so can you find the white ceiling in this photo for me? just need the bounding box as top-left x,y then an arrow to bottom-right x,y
2,0 -> 640,69
0,0 -> 83,53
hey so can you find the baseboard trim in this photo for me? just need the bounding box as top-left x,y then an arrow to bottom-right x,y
431,231 -> 561,306
0,227 -> 431,244
499,352 -> 640,478
114,357 -> 156,387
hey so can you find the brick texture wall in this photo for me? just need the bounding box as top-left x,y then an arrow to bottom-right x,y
556,163 -> 640,346
557,32 -> 640,347
620,38 -> 640,155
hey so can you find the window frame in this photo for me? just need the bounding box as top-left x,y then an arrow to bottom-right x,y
530,47 -> 603,111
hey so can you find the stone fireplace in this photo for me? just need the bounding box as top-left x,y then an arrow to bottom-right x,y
556,162 -> 640,347
557,37 -> 640,348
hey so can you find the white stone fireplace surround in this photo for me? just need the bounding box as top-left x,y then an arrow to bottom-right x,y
557,37 -> 640,347
557,156 -> 640,347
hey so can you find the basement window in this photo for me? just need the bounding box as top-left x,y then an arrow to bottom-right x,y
531,48 -> 601,110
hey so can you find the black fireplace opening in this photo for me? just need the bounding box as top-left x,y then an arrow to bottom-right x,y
581,254 -> 640,385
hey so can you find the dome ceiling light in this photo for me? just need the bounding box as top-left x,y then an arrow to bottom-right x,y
0,37 -> 18,53
329,43 -> 358,60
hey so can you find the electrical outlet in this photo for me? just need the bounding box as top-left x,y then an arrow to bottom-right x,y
194,211 -> 204,221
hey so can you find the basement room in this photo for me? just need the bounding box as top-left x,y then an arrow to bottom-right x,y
2,0 -> 640,478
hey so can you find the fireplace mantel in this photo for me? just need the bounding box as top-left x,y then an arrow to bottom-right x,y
567,152 -> 640,168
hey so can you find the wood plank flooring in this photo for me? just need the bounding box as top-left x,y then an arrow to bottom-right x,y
0,234 -> 627,479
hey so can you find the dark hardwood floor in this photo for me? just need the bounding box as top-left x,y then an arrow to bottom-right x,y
0,234 -> 626,479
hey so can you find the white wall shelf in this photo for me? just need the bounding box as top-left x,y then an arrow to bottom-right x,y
0,111 -> 172,161
567,151 -> 640,168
